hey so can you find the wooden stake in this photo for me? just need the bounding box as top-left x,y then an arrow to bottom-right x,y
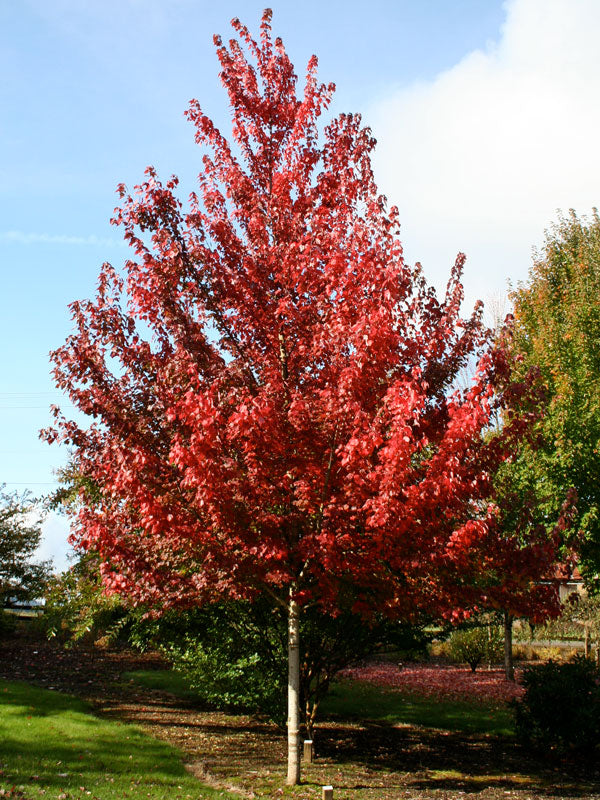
584,626 -> 590,657
322,786 -> 333,800
303,740 -> 313,763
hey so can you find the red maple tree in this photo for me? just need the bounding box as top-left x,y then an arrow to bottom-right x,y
44,12 -> 559,784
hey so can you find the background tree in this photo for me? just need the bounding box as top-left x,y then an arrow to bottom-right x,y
0,488 -> 51,610
509,209 -> 600,584
44,11 -> 558,784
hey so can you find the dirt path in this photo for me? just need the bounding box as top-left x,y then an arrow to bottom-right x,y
2,636 -> 600,799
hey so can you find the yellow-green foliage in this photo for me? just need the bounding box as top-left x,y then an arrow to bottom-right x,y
448,625 -> 504,672
510,210 -> 600,580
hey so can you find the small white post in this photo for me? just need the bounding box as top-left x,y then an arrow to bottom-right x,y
303,739 -> 313,762
322,786 -> 333,800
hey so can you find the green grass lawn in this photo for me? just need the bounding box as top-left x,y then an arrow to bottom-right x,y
320,679 -> 515,736
122,669 -> 200,701
0,679 -> 233,800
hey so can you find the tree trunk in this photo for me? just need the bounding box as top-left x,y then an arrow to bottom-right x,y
287,591 -> 301,785
503,610 -> 514,681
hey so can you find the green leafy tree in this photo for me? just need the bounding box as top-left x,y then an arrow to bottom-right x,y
487,443 -> 576,680
0,488 -> 51,609
509,210 -> 600,582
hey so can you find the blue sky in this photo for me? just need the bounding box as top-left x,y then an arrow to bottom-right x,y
1,0 -> 598,570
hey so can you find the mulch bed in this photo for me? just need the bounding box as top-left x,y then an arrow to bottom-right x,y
1,634 -> 600,799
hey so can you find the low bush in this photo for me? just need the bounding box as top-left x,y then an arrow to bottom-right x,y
513,656 -> 600,754
448,624 -> 504,672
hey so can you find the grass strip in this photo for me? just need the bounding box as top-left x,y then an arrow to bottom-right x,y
0,679 -> 234,800
321,679 -> 515,736
122,669 -> 199,701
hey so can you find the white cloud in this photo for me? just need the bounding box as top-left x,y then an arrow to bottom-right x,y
18,507 -> 72,575
37,511 -> 73,574
0,231 -> 125,247
369,0 -> 600,311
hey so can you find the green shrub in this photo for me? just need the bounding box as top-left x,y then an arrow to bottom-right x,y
448,624 -> 504,672
513,656 -> 600,754
125,601 -> 289,724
